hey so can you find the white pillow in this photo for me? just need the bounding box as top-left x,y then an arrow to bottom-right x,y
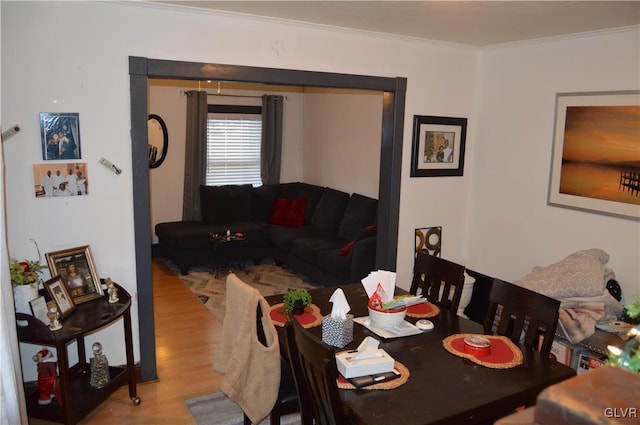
515,249 -> 609,299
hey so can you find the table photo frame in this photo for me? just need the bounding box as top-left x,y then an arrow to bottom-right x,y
46,245 -> 103,304
410,115 -> 467,177
43,275 -> 76,318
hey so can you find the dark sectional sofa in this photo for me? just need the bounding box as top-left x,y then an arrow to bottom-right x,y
154,182 -> 378,286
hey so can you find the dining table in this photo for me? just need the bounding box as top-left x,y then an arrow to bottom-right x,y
266,282 -> 576,425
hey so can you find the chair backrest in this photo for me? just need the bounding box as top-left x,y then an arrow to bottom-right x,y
284,320 -> 346,425
409,251 -> 466,314
483,278 -> 561,357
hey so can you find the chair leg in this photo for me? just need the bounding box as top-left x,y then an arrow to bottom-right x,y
243,413 -> 251,425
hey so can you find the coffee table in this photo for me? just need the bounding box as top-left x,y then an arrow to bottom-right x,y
208,232 -> 247,277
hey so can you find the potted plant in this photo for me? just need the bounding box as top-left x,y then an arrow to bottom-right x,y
10,259 -> 46,315
283,288 -> 312,315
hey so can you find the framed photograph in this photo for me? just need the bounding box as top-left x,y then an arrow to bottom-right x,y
410,115 -> 467,177
43,276 -> 76,318
33,163 -> 89,198
548,91 -> 640,220
45,245 -> 103,304
40,112 -> 81,160
29,295 -> 50,324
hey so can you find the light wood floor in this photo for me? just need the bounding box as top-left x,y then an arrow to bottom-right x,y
30,259 -> 224,425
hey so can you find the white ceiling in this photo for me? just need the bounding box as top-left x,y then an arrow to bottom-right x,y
152,1 -> 640,46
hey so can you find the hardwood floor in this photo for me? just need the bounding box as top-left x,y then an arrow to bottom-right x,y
30,259 -> 224,425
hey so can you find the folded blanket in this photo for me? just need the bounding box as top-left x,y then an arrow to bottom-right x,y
558,303 -> 606,344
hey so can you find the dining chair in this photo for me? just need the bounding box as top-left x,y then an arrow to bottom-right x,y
215,273 -> 300,425
409,251 -> 466,314
284,319 -> 349,425
483,278 -> 561,357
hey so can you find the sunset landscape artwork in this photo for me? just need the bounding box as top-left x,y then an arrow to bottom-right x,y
549,91 -> 640,220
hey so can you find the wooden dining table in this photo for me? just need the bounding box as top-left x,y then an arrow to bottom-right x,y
266,282 -> 576,425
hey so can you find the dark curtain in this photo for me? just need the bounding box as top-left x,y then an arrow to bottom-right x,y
261,95 -> 284,185
182,90 -> 207,220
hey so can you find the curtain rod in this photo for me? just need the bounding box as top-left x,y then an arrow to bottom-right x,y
180,90 -> 287,100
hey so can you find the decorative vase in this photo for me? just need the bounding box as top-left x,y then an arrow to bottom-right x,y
13,284 -> 38,315
292,299 -> 305,315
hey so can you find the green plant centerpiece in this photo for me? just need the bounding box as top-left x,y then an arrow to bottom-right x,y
283,288 -> 313,315
607,296 -> 640,374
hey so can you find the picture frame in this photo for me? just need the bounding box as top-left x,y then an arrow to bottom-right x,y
43,276 -> 76,318
33,163 -> 89,198
410,115 -> 467,177
45,245 -> 103,304
29,295 -> 50,324
40,112 -> 81,160
548,91 -> 640,220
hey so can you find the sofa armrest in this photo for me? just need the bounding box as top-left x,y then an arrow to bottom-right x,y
349,235 -> 377,282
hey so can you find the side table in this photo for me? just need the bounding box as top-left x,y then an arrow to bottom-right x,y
208,232 -> 247,277
16,281 -> 140,425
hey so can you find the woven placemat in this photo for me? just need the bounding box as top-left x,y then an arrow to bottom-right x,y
270,303 -> 323,329
443,333 -> 523,369
406,301 -> 440,318
337,361 -> 409,390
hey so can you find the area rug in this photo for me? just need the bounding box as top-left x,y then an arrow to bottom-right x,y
171,259 -> 318,323
185,392 -> 301,425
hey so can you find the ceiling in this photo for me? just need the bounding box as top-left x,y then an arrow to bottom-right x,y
152,1 -> 640,46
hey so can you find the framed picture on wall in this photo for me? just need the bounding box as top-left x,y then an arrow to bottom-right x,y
548,91 -> 640,220
40,112 -> 81,160
410,115 -> 467,177
33,163 -> 89,197
45,245 -> 103,304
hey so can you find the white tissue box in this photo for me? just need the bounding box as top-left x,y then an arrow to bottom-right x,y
335,348 -> 395,378
322,314 -> 354,348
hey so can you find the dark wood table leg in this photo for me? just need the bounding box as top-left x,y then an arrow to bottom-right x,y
123,309 -> 141,405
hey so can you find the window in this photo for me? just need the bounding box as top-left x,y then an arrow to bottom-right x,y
206,105 -> 262,187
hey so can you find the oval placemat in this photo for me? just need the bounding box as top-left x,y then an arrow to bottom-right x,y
270,303 -> 323,329
337,361 -> 410,390
406,301 -> 440,318
443,333 -> 523,369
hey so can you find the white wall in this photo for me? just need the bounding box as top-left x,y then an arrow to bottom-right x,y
1,1 -> 476,380
302,89 -> 382,199
467,29 -> 640,302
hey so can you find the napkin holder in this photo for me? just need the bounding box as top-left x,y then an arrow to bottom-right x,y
322,314 -> 354,348
336,348 -> 395,379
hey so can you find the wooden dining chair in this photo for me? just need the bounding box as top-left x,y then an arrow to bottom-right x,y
409,251 -> 466,314
483,278 -> 561,357
284,319 -> 348,425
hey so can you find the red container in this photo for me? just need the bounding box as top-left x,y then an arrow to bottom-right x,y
463,335 -> 492,357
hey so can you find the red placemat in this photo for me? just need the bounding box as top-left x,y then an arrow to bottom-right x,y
406,301 -> 440,318
443,334 -> 523,369
270,303 -> 323,329
337,361 -> 410,390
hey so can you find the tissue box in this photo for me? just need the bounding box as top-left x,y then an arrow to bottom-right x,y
322,314 -> 354,348
335,348 -> 395,378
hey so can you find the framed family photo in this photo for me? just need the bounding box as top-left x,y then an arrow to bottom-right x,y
40,112 -> 81,160
33,163 -> 89,198
410,115 -> 467,177
43,276 -> 76,318
548,91 -> 640,220
45,245 -> 103,304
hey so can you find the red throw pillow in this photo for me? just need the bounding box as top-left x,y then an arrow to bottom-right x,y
339,241 -> 354,256
269,197 -> 307,227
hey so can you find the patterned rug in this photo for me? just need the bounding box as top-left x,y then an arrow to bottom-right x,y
185,392 -> 301,425
170,259 -> 318,323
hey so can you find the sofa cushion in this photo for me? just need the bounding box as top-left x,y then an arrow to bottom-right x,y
339,225 -> 377,256
337,193 -> 378,240
310,188 -> 350,232
269,197 -> 307,227
251,184 -> 278,223
200,184 -> 253,224
267,225 -> 322,253
317,249 -> 351,282
275,182 -> 324,224
291,234 -> 346,264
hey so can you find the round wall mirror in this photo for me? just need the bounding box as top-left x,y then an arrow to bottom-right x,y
148,114 -> 168,169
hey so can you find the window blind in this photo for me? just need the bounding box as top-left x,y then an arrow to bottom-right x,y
206,113 -> 262,187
